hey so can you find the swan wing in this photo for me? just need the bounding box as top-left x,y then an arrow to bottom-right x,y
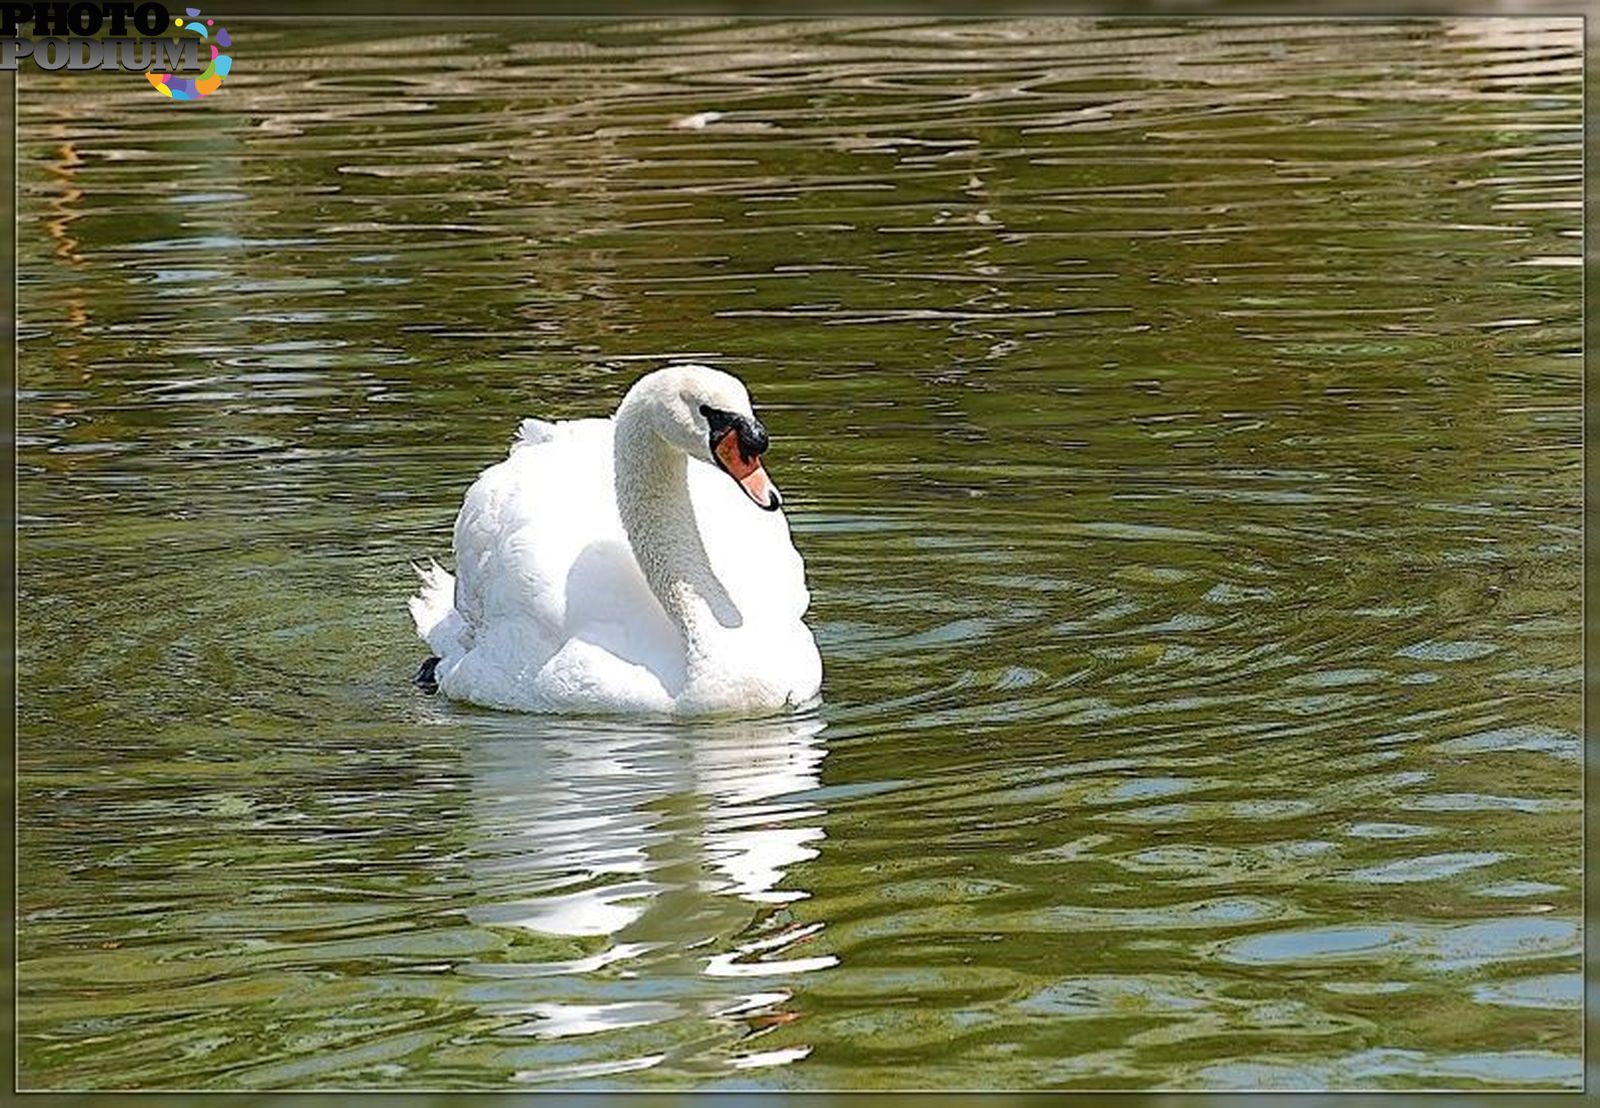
441,417 -> 681,711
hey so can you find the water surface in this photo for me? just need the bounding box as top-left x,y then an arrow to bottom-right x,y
15,16 -> 1582,1091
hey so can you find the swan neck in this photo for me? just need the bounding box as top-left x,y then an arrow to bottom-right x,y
613,404 -> 724,660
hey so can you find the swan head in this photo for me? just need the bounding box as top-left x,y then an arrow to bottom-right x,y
631,364 -> 783,512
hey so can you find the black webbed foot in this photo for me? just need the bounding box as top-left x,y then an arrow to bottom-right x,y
413,655 -> 441,694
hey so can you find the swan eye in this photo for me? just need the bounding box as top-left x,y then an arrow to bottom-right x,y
700,403 -> 737,440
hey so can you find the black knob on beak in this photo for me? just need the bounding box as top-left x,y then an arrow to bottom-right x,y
739,414 -> 769,459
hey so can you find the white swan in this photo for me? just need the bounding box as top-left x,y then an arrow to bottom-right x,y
409,365 -> 823,717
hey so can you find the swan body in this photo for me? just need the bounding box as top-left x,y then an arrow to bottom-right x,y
410,365 -> 823,717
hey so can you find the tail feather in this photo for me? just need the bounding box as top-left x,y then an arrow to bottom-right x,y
409,558 -> 467,657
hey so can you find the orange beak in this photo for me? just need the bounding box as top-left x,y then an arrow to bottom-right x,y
714,429 -> 781,511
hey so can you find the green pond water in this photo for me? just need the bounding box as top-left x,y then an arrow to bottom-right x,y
14,16 -> 1583,1091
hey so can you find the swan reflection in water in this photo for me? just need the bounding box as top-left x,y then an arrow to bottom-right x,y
447,713 -> 831,1079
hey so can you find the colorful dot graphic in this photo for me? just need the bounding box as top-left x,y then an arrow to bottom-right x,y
147,8 -> 233,100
